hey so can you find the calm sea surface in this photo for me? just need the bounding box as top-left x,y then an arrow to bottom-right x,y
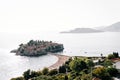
0,32 -> 120,80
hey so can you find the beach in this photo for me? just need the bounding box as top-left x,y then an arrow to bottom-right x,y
48,54 -> 70,70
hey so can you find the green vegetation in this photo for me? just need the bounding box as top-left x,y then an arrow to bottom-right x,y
48,69 -> 58,76
42,68 -> 49,75
11,53 -> 120,80
92,67 -> 112,80
103,59 -> 113,67
11,40 -> 64,56
11,77 -> 24,80
69,58 -> 88,72
107,52 -> 119,59
107,67 -> 118,77
108,54 -> 115,59
58,65 -> 66,73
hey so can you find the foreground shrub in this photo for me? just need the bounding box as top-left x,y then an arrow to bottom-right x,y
103,59 -> 113,67
107,67 -> 118,77
11,76 -> 24,80
107,54 -> 115,59
42,67 -> 49,75
23,69 -> 31,80
58,65 -> 66,73
48,69 -> 58,76
92,67 -> 112,80
31,75 -> 53,80
80,73 -> 91,80
69,58 -> 87,72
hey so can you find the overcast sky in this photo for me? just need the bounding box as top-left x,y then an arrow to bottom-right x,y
0,0 -> 120,33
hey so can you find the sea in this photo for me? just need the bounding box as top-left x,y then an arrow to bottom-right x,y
0,31 -> 120,80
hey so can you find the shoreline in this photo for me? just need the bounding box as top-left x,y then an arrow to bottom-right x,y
47,54 -> 104,70
48,53 -> 70,70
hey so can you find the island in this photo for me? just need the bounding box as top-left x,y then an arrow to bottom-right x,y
61,28 -> 103,33
11,40 -> 64,56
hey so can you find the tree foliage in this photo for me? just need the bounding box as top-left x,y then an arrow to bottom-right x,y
23,69 -> 31,80
107,67 -> 118,77
69,58 -> 87,72
48,69 -> 58,76
42,68 -> 49,75
22,69 -> 42,80
80,73 -> 91,80
103,59 -> 113,67
92,67 -> 112,80
85,59 -> 94,67
31,75 -> 53,80
107,54 -> 115,59
58,65 -> 66,73
11,76 -> 24,80
113,52 -> 119,58
107,52 -> 119,59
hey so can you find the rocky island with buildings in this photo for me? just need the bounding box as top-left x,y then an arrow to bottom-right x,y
11,40 -> 64,56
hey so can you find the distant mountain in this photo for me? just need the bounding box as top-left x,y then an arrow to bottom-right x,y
61,22 -> 120,33
61,28 -> 103,33
97,22 -> 120,32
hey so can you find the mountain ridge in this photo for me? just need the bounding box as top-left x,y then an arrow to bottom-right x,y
60,22 -> 120,33
99,22 -> 120,32
61,28 -> 103,33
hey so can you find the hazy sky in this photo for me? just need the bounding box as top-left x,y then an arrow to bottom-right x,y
0,0 -> 120,33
